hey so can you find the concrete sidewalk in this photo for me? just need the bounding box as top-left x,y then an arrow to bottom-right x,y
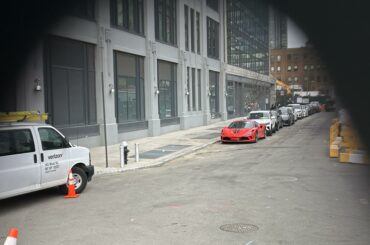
91,117 -> 243,175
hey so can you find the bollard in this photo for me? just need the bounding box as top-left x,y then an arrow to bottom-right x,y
135,143 -> 139,162
120,141 -> 129,168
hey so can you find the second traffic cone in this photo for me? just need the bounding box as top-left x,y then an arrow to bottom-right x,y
3,228 -> 18,245
64,169 -> 79,198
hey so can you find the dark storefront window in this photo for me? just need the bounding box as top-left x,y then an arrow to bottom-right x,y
207,17 -> 219,59
226,81 -> 235,117
155,0 -> 177,45
209,71 -> 220,118
45,36 -> 97,138
110,0 -> 144,34
226,0 -> 269,74
114,52 -> 145,124
226,75 -> 269,118
158,61 -> 178,120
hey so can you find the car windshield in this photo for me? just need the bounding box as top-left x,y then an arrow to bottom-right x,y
248,112 -> 269,119
288,104 -> 301,110
279,108 -> 288,114
228,121 -> 254,129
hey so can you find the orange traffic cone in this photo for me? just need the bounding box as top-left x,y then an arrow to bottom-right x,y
3,228 -> 18,245
64,169 -> 79,198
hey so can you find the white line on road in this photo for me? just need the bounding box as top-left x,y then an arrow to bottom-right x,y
245,241 -> 254,245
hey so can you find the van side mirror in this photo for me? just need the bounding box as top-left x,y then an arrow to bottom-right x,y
64,137 -> 71,148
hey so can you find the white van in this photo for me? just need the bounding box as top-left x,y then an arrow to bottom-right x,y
0,122 -> 94,200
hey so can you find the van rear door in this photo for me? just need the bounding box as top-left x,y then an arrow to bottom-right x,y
0,128 -> 41,199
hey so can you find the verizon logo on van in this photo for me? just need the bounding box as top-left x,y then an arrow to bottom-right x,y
48,154 -> 63,159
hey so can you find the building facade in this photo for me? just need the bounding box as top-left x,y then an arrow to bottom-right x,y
225,0 -> 274,118
10,0 -> 274,147
270,46 -> 333,96
268,6 -> 288,49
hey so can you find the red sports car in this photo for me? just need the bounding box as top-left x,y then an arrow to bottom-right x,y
221,119 -> 266,143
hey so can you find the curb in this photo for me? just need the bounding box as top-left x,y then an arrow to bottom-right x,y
95,138 -> 220,175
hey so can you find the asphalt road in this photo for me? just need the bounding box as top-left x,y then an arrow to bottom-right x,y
1,112 -> 370,245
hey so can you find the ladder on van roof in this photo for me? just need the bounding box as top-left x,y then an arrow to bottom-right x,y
0,111 -> 48,122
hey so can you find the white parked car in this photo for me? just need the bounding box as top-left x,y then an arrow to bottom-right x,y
247,110 -> 276,136
301,105 -> 309,117
287,104 -> 303,119
286,106 -> 298,121
0,122 -> 94,200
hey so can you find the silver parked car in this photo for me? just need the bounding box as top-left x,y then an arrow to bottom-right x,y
278,107 -> 295,126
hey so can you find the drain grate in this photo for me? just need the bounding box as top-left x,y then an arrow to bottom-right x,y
192,132 -> 220,139
136,144 -> 190,159
220,223 -> 259,233
157,144 -> 190,151
139,150 -> 172,159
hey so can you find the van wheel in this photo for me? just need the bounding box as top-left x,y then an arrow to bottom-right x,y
59,167 -> 88,194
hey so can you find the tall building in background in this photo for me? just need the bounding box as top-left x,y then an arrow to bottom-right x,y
269,6 -> 288,49
227,0 -> 269,75
225,0 -> 274,119
270,46 -> 333,96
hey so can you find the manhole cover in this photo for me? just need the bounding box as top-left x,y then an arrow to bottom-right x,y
219,223 -> 259,233
268,176 -> 298,182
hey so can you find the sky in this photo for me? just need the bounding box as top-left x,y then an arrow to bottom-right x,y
287,17 -> 308,48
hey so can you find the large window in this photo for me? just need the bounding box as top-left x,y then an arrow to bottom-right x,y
207,0 -> 219,12
191,68 -> 196,111
207,17 -> 219,59
209,71 -> 220,118
155,0 -> 177,45
197,69 -> 202,110
190,8 -> 195,52
184,5 -> 189,51
111,0 -> 144,34
0,130 -> 35,156
45,36 -> 97,138
196,12 -> 200,54
69,0 -> 95,20
226,0 -> 269,74
158,61 -> 177,119
114,52 -> 145,124
187,67 -> 190,111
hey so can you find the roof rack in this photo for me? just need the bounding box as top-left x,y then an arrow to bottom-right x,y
0,111 -> 48,122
